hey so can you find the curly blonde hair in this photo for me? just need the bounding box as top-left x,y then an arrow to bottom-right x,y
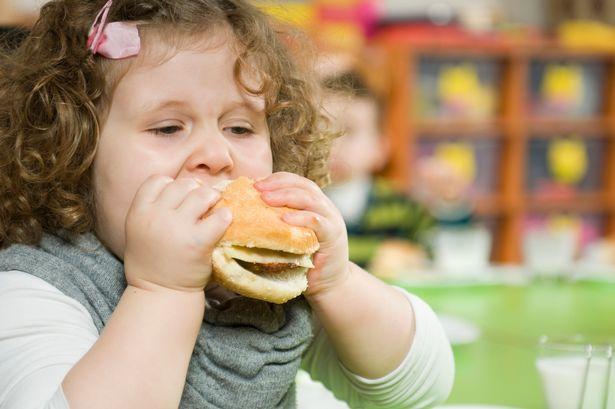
0,0 -> 333,249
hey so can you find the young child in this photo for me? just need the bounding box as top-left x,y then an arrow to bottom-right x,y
0,1 -> 454,408
322,69 -> 472,271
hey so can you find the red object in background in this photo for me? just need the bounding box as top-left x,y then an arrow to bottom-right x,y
535,180 -> 578,200
316,0 -> 549,49
317,1 -> 379,36
375,23 -> 508,47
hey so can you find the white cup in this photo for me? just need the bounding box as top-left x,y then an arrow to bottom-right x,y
536,336 -> 615,409
523,228 -> 577,278
433,226 -> 492,275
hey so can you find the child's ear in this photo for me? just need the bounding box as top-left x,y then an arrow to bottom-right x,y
373,134 -> 390,172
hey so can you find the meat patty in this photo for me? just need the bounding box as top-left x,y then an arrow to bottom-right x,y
236,260 -> 299,274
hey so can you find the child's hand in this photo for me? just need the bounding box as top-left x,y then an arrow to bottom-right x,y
255,172 -> 350,297
123,176 -> 232,293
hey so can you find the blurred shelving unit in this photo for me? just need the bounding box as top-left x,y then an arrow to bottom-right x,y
371,33 -> 615,263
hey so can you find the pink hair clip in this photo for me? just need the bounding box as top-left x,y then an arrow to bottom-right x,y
87,0 -> 140,59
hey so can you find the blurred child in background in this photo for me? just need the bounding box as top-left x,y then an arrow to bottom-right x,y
321,67 -> 472,277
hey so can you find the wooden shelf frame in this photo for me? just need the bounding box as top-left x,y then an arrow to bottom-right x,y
379,41 -> 615,263
416,119 -> 505,137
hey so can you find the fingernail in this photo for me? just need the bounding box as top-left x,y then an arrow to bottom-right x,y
220,207 -> 233,223
261,191 -> 275,202
184,178 -> 201,189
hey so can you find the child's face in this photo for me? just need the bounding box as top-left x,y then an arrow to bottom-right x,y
93,37 -> 272,258
325,95 -> 386,184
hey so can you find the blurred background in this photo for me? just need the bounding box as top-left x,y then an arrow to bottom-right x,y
2,0 -> 615,407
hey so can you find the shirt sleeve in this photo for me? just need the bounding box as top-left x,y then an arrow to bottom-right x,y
301,287 -> 455,409
0,270 -> 98,409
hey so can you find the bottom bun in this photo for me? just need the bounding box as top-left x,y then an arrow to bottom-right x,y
211,247 -> 308,304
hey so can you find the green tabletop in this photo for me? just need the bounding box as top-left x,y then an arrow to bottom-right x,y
389,276 -> 615,408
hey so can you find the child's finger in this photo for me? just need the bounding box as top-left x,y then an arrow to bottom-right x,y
281,210 -> 329,241
260,187 -> 331,216
176,186 -> 220,222
156,178 -> 202,209
194,207 -> 233,246
132,175 -> 174,207
255,172 -> 321,195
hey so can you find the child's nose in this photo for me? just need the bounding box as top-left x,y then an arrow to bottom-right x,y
184,131 -> 233,175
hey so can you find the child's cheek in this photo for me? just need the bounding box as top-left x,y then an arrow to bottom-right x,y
237,138 -> 273,173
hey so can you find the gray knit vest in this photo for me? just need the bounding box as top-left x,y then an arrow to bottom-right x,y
0,233 -> 313,408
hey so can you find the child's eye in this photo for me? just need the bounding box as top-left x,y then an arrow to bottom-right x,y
225,126 -> 254,136
148,125 -> 183,136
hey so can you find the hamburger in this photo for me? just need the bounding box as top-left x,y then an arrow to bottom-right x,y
210,177 -> 319,304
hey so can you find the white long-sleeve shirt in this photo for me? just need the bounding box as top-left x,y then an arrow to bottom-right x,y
0,270 -> 454,409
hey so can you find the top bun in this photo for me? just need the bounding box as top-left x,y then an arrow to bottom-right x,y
212,177 -> 319,255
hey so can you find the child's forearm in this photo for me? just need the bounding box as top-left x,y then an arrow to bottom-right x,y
62,284 -> 205,409
306,262 -> 415,379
